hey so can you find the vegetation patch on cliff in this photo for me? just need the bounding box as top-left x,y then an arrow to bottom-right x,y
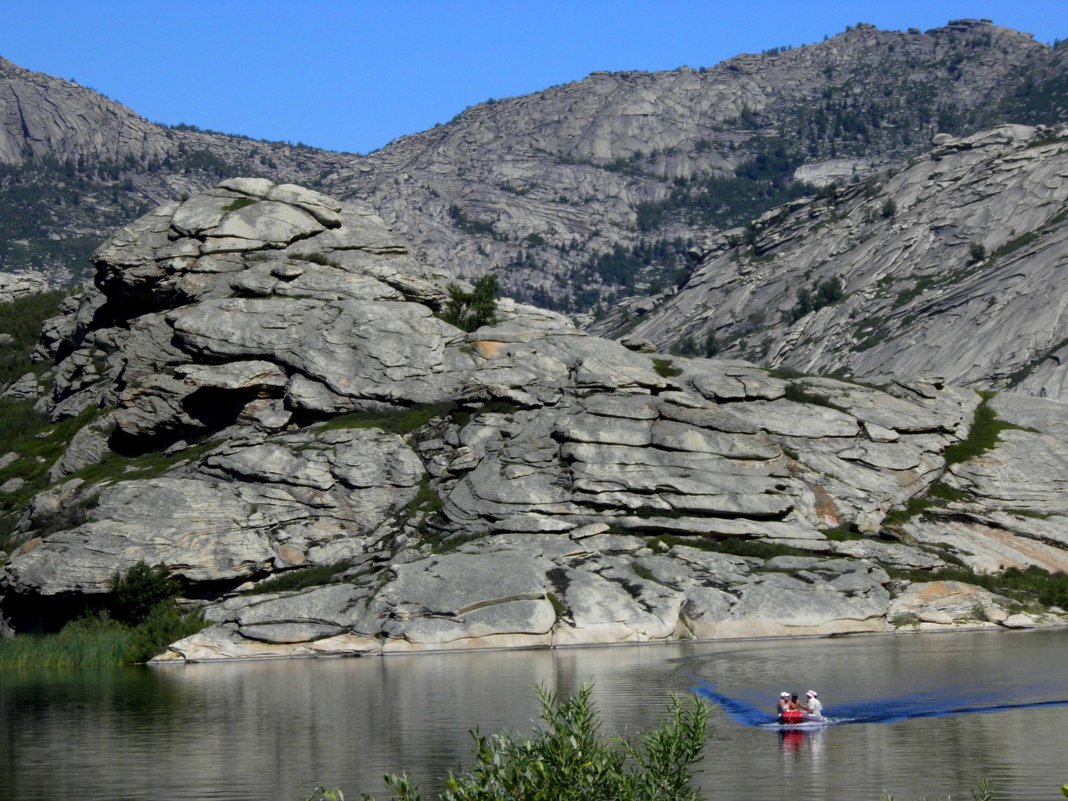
316,403 -> 456,436
889,564 -> 1068,612
882,392 -> 1036,528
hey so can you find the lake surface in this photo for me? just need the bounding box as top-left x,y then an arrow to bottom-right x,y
3,628 -> 1068,801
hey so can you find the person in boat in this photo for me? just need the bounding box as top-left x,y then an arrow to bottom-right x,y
777,691 -> 791,716
805,690 -> 823,719
778,692 -> 805,723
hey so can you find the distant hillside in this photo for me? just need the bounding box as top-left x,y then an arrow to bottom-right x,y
2,20 -> 1067,306
591,123 -> 1068,399
0,56 -> 353,279
330,20 -> 1067,310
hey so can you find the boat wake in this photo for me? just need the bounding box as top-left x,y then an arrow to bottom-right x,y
692,679 -> 1068,728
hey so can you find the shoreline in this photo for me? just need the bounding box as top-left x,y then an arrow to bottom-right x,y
148,617 -> 1068,666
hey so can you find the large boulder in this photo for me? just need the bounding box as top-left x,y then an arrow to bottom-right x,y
4,180 -> 1067,658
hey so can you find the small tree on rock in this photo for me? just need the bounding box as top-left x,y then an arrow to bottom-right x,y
442,273 -> 500,332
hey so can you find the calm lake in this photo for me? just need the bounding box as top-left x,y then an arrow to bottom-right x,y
3,628 -> 1067,801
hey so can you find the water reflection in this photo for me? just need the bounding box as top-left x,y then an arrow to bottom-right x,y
2,630 -> 1068,801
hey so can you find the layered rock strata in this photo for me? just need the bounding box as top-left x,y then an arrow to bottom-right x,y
594,124 -> 1068,398
1,181 -> 1065,660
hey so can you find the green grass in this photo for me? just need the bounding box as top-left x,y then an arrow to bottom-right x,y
881,393 -> 1034,528
991,228 -> 1043,260
244,561 -> 353,595
783,383 -> 837,408
292,252 -> 340,268
315,403 -> 456,436
0,615 -> 134,667
893,275 -> 936,308
648,534 -> 813,560
0,604 -> 205,668
767,366 -> 807,380
888,564 -> 1068,611
0,289 -> 69,384
651,358 -> 682,378
927,480 -> 967,502
220,197 -> 257,213
942,392 -> 1033,467
407,474 -> 444,516
546,592 -> 568,621
883,497 -> 934,527
820,525 -> 866,541
71,437 -> 221,486
0,403 -> 107,550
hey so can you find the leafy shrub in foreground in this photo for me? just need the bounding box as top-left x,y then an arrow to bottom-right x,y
366,685 -> 710,801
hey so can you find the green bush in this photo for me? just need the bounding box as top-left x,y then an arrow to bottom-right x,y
888,563 -> 1068,610
366,685 -> 710,801
881,777 -> 994,801
316,403 -> 455,435
441,274 -> 500,332
0,289 -> 69,384
111,561 -> 180,624
123,602 -> 205,664
220,197 -> 257,213
786,277 -> 844,322
0,603 -> 205,667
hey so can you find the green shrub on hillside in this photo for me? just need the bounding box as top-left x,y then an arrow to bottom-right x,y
0,289 -> 68,384
652,358 -> 683,378
244,561 -> 353,595
441,274 -> 500,332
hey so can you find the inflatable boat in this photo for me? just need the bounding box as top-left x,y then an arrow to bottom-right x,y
771,710 -> 832,729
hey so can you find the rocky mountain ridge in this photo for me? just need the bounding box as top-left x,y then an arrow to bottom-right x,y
1,181 -> 1065,658
592,123 -> 1068,399
332,19 -> 1061,309
3,21 -> 1068,311
0,54 -> 353,279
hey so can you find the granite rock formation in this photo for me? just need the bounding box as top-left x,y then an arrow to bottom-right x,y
1,181 -> 1065,659
4,22 -> 1068,307
594,124 -> 1068,399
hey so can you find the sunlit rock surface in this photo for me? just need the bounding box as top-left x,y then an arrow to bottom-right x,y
595,124 -> 1068,400
2,180 -> 1066,660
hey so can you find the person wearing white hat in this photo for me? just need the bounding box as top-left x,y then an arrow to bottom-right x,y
805,690 -> 823,719
777,691 -> 791,717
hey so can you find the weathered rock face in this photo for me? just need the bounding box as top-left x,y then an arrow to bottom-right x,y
594,124 -> 1068,399
4,21 -> 1066,304
327,21 -> 1054,308
0,271 -> 51,305
2,181 -> 1066,659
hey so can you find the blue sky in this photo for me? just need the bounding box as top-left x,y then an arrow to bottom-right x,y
2,1 -> 1067,155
